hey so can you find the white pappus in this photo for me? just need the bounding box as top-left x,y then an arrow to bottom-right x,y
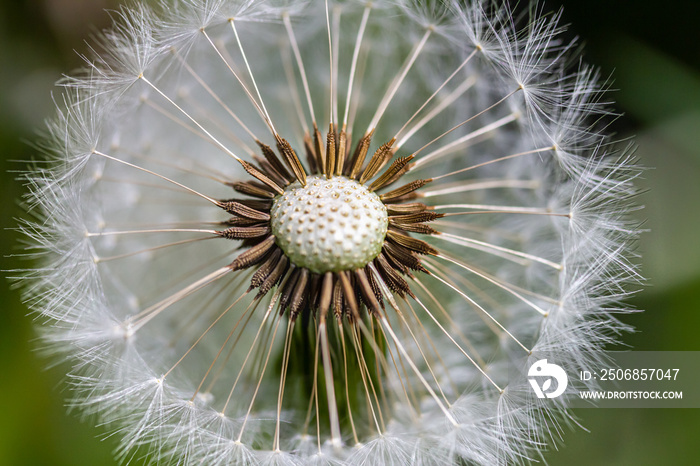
17,0 -> 641,464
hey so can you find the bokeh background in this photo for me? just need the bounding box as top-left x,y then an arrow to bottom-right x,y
1,0 -> 698,464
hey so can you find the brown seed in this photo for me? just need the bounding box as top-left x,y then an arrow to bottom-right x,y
237,159 -> 284,195
359,138 -> 395,184
389,211 -> 444,224
279,267 -> 301,312
386,230 -> 438,255
388,222 -> 439,235
229,235 -> 276,271
380,179 -> 432,203
325,123 -> 337,177
256,139 -> 292,182
368,154 -> 413,191
338,270 -> 360,320
313,122 -> 326,174
249,248 -> 283,290
223,198 -> 273,211
335,126 -> 347,176
354,268 -> 381,316
228,181 -> 276,199
374,253 -> 413,298
347,130 -> 374,179
318,271 -> 333,317
332,279 -> 344,320
257,254 -> 289,297
303,131 -> 319,175
276,135 -> 308,186
218,224 -> 271,239
218,200 -> 271,220
386,202 -> 428,215
383,241 -> 428,273
289,268 -> 309,318
252,155 -> 288,187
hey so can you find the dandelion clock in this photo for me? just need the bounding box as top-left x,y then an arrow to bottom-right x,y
19,0 -> 640,464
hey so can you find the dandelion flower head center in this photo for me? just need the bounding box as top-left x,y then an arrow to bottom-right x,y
270,175 -> 388,274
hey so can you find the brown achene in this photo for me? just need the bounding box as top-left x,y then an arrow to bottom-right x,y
216,124 -> 442,321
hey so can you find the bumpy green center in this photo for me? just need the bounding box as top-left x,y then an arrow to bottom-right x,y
270,175 -> 389,274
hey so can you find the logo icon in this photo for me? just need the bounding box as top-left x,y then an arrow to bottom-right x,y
528,359 -> 568,399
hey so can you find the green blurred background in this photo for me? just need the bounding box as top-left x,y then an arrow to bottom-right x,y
1,0 -> 698,464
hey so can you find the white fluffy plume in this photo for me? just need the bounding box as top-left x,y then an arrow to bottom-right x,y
18,0 -> 640,464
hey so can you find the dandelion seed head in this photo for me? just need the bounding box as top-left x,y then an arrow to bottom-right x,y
18,0 -> 641,464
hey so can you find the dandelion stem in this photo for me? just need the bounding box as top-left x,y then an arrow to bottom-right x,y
141,97 -> 212,145
402,298 -> 460,396
432,204 -> 553,215
116,145 -> 233,185
331,5 -> 341,127
178,92 -> 257,156
312,317 -> 322,452
384,290 -> 453,407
